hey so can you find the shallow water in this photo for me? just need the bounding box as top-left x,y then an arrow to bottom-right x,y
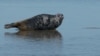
0,0 -> 100,56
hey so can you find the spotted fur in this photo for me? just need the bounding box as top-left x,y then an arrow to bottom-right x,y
5,13 -> 64,30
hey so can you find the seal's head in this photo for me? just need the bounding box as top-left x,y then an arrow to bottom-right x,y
5,23 -> 16,29
56,13 -> 64,19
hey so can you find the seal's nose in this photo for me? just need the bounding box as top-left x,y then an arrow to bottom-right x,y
5,24 -> 9,29
4,24 -> 11,29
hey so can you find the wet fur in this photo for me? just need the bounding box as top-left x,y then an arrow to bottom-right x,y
5,14 -> 63,30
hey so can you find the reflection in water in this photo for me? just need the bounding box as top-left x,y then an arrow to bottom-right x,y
5,30 -> 62,40
4,30 -> 63,55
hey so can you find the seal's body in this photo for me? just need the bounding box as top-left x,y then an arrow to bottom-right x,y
5,13 -> 64,30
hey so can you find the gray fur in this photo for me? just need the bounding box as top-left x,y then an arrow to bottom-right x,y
5,13 -> 64,30
26,13 -> 64,30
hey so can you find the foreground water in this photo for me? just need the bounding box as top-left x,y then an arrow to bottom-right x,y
0,0 -> 100,56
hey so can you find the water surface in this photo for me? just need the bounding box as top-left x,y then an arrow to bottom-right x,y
0,0 -> 100,56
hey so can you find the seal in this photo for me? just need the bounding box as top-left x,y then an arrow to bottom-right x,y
5,13 -> 64,30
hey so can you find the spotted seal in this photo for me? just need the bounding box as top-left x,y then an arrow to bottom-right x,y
5,13 -> 64,30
